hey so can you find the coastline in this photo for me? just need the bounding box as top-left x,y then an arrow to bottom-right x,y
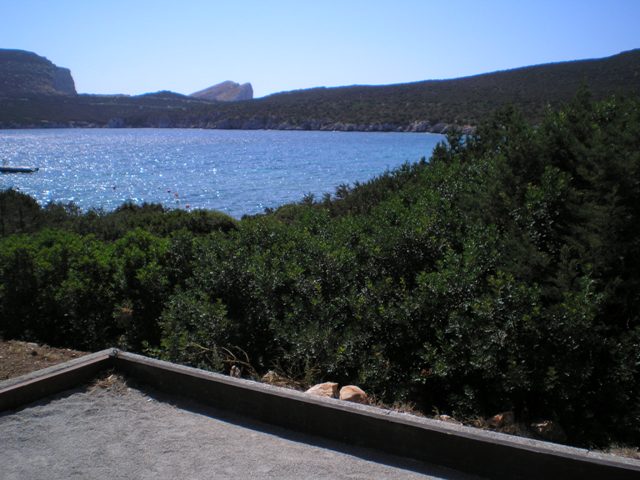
0,119 -> 475,135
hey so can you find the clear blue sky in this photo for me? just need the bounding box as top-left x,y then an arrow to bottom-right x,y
1,0 -> 639,98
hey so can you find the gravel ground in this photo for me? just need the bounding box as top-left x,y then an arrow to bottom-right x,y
0,379 -> 481,480
3,340 -> 637,463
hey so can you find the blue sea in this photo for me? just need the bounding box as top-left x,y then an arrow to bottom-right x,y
0,129 -> 444,218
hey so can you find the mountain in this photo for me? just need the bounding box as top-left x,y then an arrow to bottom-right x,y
191,81 -> 253,102
0,49 -> 76,96
0,49 -> 638,131
209,48 -> 640,131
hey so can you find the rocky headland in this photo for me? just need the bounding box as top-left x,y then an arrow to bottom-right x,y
0,49 -> 76,96
190,80 -> 253,102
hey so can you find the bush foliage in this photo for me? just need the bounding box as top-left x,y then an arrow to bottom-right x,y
1,93 -> 639,446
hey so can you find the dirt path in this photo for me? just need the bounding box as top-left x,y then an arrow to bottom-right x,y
0,339 -> 85,381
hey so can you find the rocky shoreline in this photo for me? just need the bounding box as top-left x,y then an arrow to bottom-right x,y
0,118 -> 474,135
193,117 -> 475,134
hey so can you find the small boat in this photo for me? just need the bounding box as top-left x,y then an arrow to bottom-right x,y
1,160 -> 39,173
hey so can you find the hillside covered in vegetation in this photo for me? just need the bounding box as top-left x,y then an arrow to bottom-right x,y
1,92 -> 639,448
1,49 -> 639,131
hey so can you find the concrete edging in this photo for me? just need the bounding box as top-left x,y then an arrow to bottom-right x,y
112,350 -> 640,480
1,348 -> 639,479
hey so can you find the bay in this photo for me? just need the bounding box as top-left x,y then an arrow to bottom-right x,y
0,128 -> 444,218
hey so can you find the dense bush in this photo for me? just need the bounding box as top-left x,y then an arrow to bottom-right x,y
1,93 -> 639,447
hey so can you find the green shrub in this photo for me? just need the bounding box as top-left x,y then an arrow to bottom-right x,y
2,93 -> 640,446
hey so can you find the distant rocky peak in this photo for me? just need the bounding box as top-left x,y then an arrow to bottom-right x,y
190,81 -> 253,102
0,49 -> 76,96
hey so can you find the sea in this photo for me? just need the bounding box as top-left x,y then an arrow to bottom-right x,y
0,128 -> 444,218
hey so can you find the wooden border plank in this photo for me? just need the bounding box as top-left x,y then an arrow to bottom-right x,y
0,349 -> 115,411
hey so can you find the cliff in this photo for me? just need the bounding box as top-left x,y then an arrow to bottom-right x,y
0,49 -> 76,96
190,81 -> 253,102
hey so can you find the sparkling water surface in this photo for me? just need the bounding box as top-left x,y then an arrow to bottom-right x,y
0,129 -> 444,218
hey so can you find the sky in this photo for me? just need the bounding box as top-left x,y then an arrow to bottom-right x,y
1,0 -> 639,98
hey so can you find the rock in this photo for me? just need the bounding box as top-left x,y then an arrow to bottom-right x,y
487,411 -> 515,428
305,382 -> 338,398
430,122 -> 450,134
461,125 -> 476,135
339,385 -> 368,404
190,81 -> 253,102
407,120 -> 432,132
260,370 -> 302,389
531,420 -> 567,443
0,49 -> 77,96
240,117 -> 267,129
52,66 -> 76,95
261,370 -> 279,383
107,117 -> 125,128
261,370 -> 287,385
435,414 -> 462,425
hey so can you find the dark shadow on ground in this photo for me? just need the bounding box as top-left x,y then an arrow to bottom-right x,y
137,381 -> 485,480
0,373 -> 484,479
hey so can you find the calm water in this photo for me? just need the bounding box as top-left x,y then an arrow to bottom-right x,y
0,129 -> 444,218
